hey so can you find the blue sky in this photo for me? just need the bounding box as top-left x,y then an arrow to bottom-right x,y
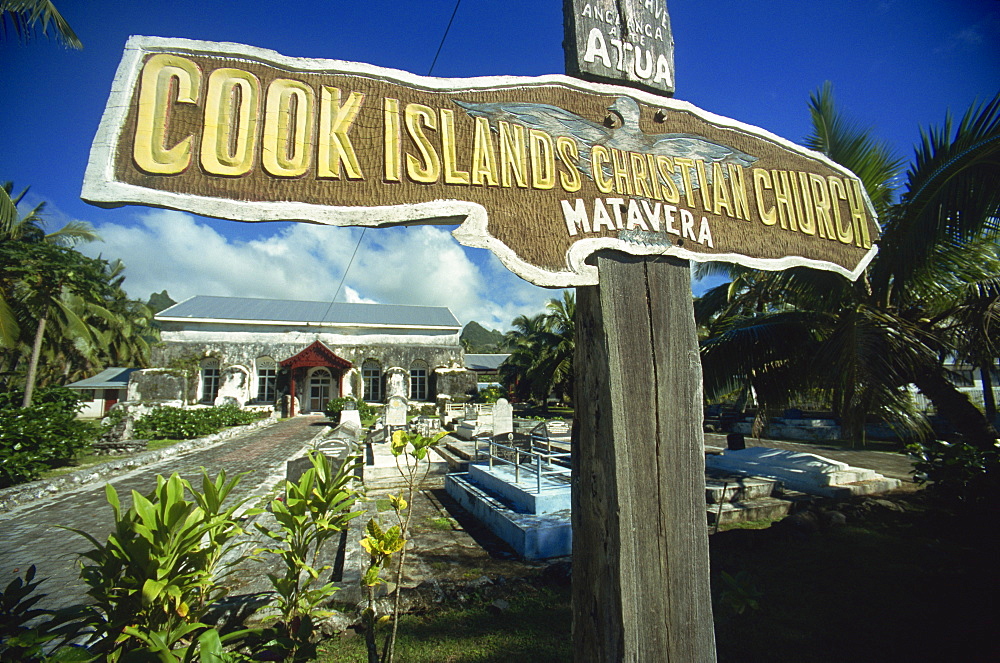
2,0 -> 997,329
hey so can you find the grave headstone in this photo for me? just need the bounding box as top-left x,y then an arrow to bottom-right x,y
340,409 -> 362,428
386,395 -> 408,428
493,398 -> 514,436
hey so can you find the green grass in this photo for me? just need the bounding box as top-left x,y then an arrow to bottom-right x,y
38,438 -> 185,480
316,585 -> 572,663
426,516 -> 455,531
311,495 -> 996,662
717,518 -> 777,531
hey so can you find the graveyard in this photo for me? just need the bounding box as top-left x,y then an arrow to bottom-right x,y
309,400 -> 995,662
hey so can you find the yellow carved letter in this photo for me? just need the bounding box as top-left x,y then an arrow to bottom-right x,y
404,104 -> 440,183
201,68 -> 259,176
440,109 -> 470,185
318,87 -> 364,180
262,78 -> 315,177
134,54 -> 201,174
384,98 -> 401,181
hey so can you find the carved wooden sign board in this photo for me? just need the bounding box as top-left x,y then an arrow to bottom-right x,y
83,36 -> 879,287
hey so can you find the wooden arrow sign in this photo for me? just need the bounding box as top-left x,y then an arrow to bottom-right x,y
83,36 -> 878,286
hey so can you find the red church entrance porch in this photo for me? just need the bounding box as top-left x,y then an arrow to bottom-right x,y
279,341 -> 352,416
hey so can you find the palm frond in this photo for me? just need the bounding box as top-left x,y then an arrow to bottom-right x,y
1,0 -> 82,48
805,82 -> 904,216
0,297 -> 19,349
874,92 -> 1000,302
44,219 -> 100,246
0,185 -> 17,238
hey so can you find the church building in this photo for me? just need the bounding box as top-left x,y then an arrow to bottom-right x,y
152,295 -> 472,414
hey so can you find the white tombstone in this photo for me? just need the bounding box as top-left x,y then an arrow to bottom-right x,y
340,409 -> 362,428
493,398 -> 514,436
386,395 -> 408,427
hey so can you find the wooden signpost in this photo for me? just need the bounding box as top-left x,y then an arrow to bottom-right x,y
83,8 -> 877,660
565,2 -> 711,659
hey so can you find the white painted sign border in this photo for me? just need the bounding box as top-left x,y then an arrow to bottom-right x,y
83,36 -> 878,287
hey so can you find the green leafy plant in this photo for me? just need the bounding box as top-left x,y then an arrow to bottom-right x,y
361,429 -> 446,663
132,403 -> 264,440
474,385 -> 506,404
0,565 -> 86,661
64,470 -> 257,659
359,513 -> 406,663
908,438 -> 1000,510
718,571 -> 764,615
324,397 -> 375,425
0,386 -> 99,487
255,451 -> 361,659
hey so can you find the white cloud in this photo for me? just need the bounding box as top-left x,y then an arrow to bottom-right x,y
79,210 -> 556,330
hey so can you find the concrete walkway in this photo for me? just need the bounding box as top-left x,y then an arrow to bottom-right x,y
704,432 -> 917,481
0,416 -> 327,613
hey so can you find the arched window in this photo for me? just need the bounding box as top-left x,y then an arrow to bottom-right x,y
200,358 -> 220,403
362,359 -> 382,402
256,357 -> 277,403
409,360 -> 428,401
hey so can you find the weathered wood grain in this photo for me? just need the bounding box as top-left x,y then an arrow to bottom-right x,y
573,253 -> 716,662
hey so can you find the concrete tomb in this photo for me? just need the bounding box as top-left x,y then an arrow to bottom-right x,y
446,430 -> 572,560
705,447 -> 900,498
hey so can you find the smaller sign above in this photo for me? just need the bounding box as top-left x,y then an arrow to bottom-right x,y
564,0 -> 675,96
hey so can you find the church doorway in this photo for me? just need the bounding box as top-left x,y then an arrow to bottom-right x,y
279,341 -> 352,416
309,368 -> 333,413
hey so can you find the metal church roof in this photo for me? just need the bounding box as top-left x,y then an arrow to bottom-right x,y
156,296 -> 461,329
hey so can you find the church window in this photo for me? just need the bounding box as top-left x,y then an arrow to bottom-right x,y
362,360 -> 382,402
200,358 -> 220,403
410,361 -> 428,401
256,357 -> 277,403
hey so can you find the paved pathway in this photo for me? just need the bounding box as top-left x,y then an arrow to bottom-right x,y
704,432 -> 917,481
0,416 -> 327,612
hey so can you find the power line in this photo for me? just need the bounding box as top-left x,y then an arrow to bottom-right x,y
327,0 -> 463,309
427,0 -> 463,77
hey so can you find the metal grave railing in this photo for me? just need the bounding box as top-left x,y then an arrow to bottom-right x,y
474,431 -> 571,495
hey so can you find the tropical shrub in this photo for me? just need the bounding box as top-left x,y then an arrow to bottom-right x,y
132,403 -> 264,440
64,471 -> 257,659
361,429 -> 446,663
909,438 -> 1000,509
474,385 -> 505,404
0,565 -> 84,662
255,451 -> 361,659
0,386 -> 99,487
325,396 -> 375,425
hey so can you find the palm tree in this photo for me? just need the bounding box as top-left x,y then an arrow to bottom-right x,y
698,85 -> 1000,448
2,182 -> 99,246
1,183 -> 153,404
0,0 -> 81,49
500,312 -> 548,402
499,291 -> 576,406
